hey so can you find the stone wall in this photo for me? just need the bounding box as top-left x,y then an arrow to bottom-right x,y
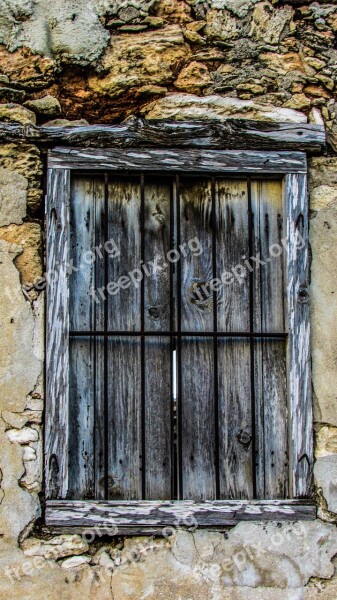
0,1 -> 337,599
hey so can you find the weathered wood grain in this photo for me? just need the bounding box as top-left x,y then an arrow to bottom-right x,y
0,119 -> 325,151
251,180 -> 288,500
108,337 -> 142,500
45,150 -> 313,517
145,337 -> 172,499
105,178 -> 142,500
68,176 -> 105,499
143,181 -> 172,499
69,176 -> 105,332
46,499 -> 316,528
284,173 -> 313,498
68,338 -> 100,499
144,180 -> 171,331
218,337 -> 253,499
215,180 -> 253,498
216,179 -> 249,332
178,179 -> 216,499
107,176 -> 141,331
181,336 -> 216,500
49,147 -> 307,174
45,168 -> 71,499
180,178 -> 213,332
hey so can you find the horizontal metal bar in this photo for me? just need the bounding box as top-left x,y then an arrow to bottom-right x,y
69,331 -> 287,338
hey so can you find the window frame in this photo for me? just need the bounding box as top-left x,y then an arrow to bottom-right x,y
45,146 -> 315,532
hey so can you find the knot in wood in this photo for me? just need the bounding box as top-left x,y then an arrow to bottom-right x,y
297,285 -> 309,304
237,430 -> 252,448
148,306 -> 160,320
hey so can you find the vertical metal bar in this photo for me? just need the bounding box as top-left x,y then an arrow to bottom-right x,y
103,172 -> 109,499
248,178 -> 257,499
140,173 -> 146,499
93,179 -> 97,497
169,177 -> 176,499
175,174 -> 183,500
211,177 -> 220,499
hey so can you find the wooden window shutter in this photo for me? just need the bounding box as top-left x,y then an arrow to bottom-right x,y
45,148 -> 315,530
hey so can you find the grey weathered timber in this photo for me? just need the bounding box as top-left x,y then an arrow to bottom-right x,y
180,178 -> 213,332
181,336 -> 216,500
108,337 -> 142,500
0,119 -> 325,152
284,173 -> 313,498
107,177 -> 141,331
145,337 -> 172,499
45,148 -> 314,525
179,179 -> 216,499
144,181 -> 172,499
216,179 -> 249,333
45,168 -> 71,499
49,147 -> 307,174
218,338 -> 253,499
106,178 -> 142,499
251,180 -> 288,500
45,499 -> 316,528
68,176 -> 105,499
144,181 -> 171,332
215,180 -> 253,498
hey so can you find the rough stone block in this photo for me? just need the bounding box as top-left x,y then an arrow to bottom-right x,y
141,93 -> 308,122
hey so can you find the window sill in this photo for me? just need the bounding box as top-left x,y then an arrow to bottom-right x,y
46,500 -> 316,535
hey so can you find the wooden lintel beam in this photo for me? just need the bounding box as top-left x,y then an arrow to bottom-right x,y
0,118 -> 326,152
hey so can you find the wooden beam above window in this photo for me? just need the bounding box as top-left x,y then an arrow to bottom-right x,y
0,118 -> 326,152
48,147 -> 307,173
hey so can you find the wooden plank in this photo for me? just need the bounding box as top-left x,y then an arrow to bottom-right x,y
144,180 -> 171,331
218,338 -> 253,499
143,180 -> 172,499
107,337 -> 142,500
284,173 -> 313,498
215,180 -> 252,499
181,336 -> 216,500
68,176 -> 105,499
251,180 -> 288,499
69,176 -> 105,332
106,177 -> 142,500
0,119 -> 326,152
45,499 -> 316,528
256,339 -> 288,499
67,352 -> 90,497
178,178 -> 215,499
45,168 -> 71,499
180,178 -> 213,332
251,180 -> 285,334
107,176 -> 141,331
49,147 -> 307,174
145,337 -> 172,499
216,179 -> 249,332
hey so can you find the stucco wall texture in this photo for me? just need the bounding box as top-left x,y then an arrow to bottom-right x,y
0,1 -> 337,599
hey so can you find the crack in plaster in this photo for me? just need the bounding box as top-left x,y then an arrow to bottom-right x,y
0,468 -> 4,506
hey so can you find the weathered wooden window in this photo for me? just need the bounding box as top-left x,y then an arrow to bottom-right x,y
45,146 -> 315,531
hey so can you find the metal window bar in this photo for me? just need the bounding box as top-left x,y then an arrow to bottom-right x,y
175,174 -> 183,500
140,173 -> 146,499
247,178 -> 257,500
169,176 -> 177,500
69,331 -> 287,338
211,176 -> 220,499
103,172 -> 109,500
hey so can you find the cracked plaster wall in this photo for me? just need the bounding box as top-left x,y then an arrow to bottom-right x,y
0,1 -> 337,599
